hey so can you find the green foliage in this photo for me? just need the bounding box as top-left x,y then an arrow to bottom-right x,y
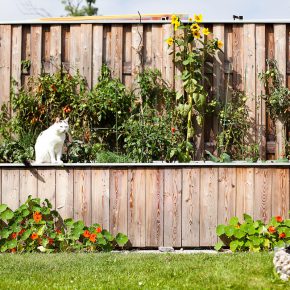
0,196 -> 128,253
61,0 -> 98,16
216,214 -> 290,252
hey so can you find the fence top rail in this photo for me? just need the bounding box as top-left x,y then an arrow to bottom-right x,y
0,162 -> 289,168
2,19 -> 290,25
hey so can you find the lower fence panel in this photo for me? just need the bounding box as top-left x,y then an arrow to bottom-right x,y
0,164 -> 289,248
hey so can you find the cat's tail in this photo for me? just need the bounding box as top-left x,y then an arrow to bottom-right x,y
21,157 -> 33,167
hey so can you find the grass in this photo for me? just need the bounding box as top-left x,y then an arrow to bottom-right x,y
0,252 -> 289,289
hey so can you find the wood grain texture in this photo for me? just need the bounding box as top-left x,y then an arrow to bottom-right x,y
92,24 -> 103,85
80,24 -> 93,88
109,169 -> 128,236
38,169 -> 56,207
74,169 -> 91,225
151,25 -> 163,71
254,168 -> 272,222
19,169 -> 37,204
162,24 -> 174,87
91,169 -> 110,230
271,168 -> 289,218
128,169 -> 146,247
256,24 -> 266,159
218,168 -> 236,225
111,25 -> 123,80
0,25 -> 12,107
56,169 -> 74,219
143,24 -> 152,68
200,168 -> 218,246
50,25 -> 62,73
69,25 -> 81,73
11,25 -> 22,91
145,169 -> 163,247
236,168 -> 254,220
30,25 -> 42,76
182,168 -> 200,247
164,169 -> 182,247
1,169 -> 19,210
122,25 -> 132,89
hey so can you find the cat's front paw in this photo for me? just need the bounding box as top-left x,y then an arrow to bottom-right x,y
56,160 -> 64,165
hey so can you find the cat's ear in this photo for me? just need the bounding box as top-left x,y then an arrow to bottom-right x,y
64,117 -> 69,123
55,117 -> 60,123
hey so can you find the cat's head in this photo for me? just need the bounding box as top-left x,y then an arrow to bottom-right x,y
54,117 -> 69,134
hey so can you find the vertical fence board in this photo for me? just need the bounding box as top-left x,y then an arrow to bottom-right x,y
109,169 -> 128,236
200,168 -> 218,246
272,168 -> 289,218
55,169 -> 74,219
128,169 -> 146,247
38,169 -> 56,207
244,24 -> 256,143
102,25 -> 111,66
19,169 -> 37,204
92,24 -> 103,85
256,24 -> 266,159
30,25 -> 42,76
146,169 -> 163,247
50,25 -> 62,73
111,25 -> 123,80
70,25 -> 81,73
122,25 -> 132,89
11,25 -> 22,90
0,25 -> 12,107
74,169 -> 91,225
236,168 -> 254,220
91,169 -> 110,230
80,24 -> 93,88
152,25 -> 163,71
2,169 -> 19,210
143,25 -> 152,68
162,24 -> 174,87
274,24 -> 287,158
182,168 -> 200,247
218,168 -> 236,224
254,168 -> 272,222
224,24 -> 233,101
164,169 -> 182,247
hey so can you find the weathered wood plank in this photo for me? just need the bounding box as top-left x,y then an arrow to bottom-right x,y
1,169 -> 19,210
37,169 -> 56,207
218,168 -> 236,224
271,168 -> 289,218
111,25 -> 123,80
254,168 -> 272,222
11,25 -> 22,91
162,24 -> 174,87
102,25 -> 111,66
19,169 -> 38,204
92,24 -> 103,85
182,168 -> 200,247
200,168 -> 218,246
145,169 -> 164,247
128,169 -> 146,247
73,169 -> 91,225
274,24 -> 287,159
80,24 -> 93,88
236,168 -> 254,220
55,169 -> 74,219
0,25 -> 12,107
123,25 -> 132,89
143,25 -> 152,68
164,169 -> 182,247
50,25 -> 62,73
30,25 -> 42,76
91,169 -> 110,230
243,24 -> 256,143
152,25 -> 163,71
109,169 -> 128,236
69,25 -> 81,73
256,24 -> 266,159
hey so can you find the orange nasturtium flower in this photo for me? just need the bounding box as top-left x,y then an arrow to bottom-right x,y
31,233 -> 39,240
89,233 -> 97,243
166,37 -> 174,46
33,211 -> 42,223
202,28 -> 210,36
83,230 -> 91,238
194,14 -> 203,23
11,233 -> 17,239
275,216 -> 283,223
96,227 -> 102,233
279,232 -> 286,239
268,226 -> 276,234
11,248 -> 17,253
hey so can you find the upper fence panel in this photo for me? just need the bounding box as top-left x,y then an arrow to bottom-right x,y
0,22 -> 289,158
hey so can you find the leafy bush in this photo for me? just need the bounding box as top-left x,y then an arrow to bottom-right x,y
215,214 -> 290,252
0,196 -> 128,253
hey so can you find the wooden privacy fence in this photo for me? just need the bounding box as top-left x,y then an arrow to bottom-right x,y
0,164 -> 289,247
0,21 -> 290,159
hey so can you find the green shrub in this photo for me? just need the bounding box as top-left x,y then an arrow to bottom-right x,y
0,196 -> 128,253
215,214 -> 290,252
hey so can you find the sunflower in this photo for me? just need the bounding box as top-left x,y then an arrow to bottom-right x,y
202,28 -> 210,36
166,37 -> 174,46
190,23 -> 200,31
194,14 -> 203,23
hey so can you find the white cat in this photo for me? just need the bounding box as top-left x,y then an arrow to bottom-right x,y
34,118 -> 69,164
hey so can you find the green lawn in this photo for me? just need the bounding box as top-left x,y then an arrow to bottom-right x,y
0,252 -> 288,289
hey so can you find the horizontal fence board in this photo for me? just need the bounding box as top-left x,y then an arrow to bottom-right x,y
0,165 -> 289,247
